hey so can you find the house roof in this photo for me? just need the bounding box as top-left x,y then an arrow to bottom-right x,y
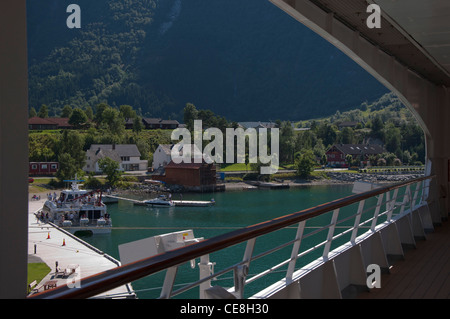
330,144 -> 385,155
238,121 -> 277,129
160,119 -> 180,125
87,148 -> 122,163
88,144 -> 141,157
157,144 -> 174,155
143,118 -> 162,125
28,117 -> 58,125
28,117 -> 73,128
165,161 -> 212,170
49,117 -> 72,127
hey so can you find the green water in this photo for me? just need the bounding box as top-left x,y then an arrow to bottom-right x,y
81,184 -> 359,299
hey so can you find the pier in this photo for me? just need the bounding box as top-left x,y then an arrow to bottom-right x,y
28,198 -> 136,299
103,195 -> 215,207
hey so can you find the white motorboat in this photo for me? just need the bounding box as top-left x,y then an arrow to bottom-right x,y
40,178 -> 111,234
143,195 -> 175,207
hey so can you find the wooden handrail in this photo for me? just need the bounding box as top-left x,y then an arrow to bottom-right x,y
29,175 -> 434,299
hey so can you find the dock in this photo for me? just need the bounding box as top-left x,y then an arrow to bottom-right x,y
104,195 -> 215,207
28,198 -> 136,299
246,181 -> 290,189
172,200 -> 215,207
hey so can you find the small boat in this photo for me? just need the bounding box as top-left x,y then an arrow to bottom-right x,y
143,195 -> 175,207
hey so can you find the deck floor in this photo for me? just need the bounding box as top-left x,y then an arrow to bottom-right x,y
358,218 -> 450,299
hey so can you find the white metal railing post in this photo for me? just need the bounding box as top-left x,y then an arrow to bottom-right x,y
412,181 -> 422,209
351,200 -> 365,243
370,193 -> 384,231
399,185 -> 411,216
387,189 -> 399,221
159,266 -> 178,299
233,238 -> 256,299
286,221 -> 306,283
323,209 -> 340,259
198,254 -> 215,299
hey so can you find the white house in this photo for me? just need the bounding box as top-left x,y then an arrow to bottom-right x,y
152,144 -> 205,170
84,144 -> 148,173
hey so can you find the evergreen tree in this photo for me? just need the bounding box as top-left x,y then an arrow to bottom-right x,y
37,104 -> 49,118
183,103 -> 198,132
69,108 -> 88,128
29,107 -> 37,118
61,105 -> 73,118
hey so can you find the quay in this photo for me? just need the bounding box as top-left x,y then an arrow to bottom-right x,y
103,195 -> 215,207
27,197 -> 136,299
245,181 -> 290,190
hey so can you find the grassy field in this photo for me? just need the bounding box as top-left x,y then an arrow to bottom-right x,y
27,263 -> 51,288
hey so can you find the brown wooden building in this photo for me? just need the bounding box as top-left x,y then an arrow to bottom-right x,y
28,117 -> 72,130
152,161 -> 218,192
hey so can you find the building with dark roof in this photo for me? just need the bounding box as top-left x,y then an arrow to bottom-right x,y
326,144 -> 385,167
28,117 -> 73,130
83,144 -> 148,173
152,160 -> 218,192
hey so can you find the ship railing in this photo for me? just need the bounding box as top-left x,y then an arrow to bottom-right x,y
28,175 -> 435,299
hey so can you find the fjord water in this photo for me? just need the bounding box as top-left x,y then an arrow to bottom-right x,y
82,184 -> 355,299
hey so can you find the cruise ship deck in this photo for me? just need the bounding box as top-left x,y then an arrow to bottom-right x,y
1,1 -> 450,299
359,219 -> 450,299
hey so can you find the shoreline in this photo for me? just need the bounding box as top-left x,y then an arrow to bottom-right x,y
28,172 -> 424,199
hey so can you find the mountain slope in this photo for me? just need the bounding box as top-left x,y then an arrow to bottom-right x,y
27,0 -> 388,121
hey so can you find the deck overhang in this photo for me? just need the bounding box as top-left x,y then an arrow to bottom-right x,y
270,0 -> 450,220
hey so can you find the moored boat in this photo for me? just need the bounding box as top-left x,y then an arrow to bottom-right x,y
143,195 -> 175,207
40,178 -> 111,235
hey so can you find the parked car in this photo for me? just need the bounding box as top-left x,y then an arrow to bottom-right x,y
28,178 -> 34,183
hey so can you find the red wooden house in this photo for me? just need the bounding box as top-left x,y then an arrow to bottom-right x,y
326,144 -> 385,167
29,162 -> 59,176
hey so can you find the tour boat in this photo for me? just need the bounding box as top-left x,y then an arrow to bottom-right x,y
40,178 -> 111,235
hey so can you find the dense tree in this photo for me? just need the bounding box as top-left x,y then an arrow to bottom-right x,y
339,127 -> 355,144
133,116 -> 144,134
56,153 -> 81,182
279,121 -> 295,163
296,150 -> 316,178
119,104 -> 136,120
29,107 -> 37,118
37,104 -> 49,118
57,130 -> 86,168
384,123 -> 402,156
98,157 -> 122,186
84,106 -> 94,120
183,103 -> 198,132
61,105 -> 73,118
69,108 -> 88,128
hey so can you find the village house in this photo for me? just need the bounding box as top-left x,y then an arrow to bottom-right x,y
152,143 -> 204,170
326,144 -> 385,167
28,117 -> 73,130
83,144 -> 148,173
29,162 -> 59,176
238,121 -> 278,132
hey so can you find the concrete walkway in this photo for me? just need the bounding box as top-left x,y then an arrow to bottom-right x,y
28,196 -> 135,299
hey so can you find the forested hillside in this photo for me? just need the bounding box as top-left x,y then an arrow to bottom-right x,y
27,0 -> 388,122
